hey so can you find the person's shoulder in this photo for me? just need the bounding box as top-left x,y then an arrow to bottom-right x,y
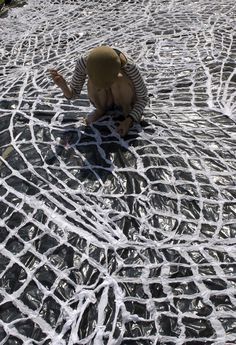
123,57 -> 138,71
118,52 -> 136,70
76,54 -> 87,63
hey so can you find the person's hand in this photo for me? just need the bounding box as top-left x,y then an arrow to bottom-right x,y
117,117 -> 133,137
48,69 -> 67,89
48,69 -> 73,99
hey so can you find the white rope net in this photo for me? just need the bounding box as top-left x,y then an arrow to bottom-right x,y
0,0 -> 236,344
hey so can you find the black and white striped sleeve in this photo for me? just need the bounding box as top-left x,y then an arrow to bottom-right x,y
70,56 -> 87,98
123,61 -> 148,122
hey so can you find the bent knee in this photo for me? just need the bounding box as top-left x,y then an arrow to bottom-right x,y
112,73 -> 133,91
111,73 -> 135,105
87,78 -> 114,110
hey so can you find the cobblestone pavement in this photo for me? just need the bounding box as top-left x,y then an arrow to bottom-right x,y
0,0 -> 236,344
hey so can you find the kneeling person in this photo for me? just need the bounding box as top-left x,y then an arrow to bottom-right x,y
49,45 -> 148,137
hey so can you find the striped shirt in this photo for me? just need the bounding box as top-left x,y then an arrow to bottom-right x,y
70,50 -> 148,122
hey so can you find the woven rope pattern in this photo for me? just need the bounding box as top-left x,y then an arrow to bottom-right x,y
0,0 -> 236,344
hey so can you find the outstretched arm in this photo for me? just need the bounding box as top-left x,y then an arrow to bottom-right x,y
49,56 -> 87,100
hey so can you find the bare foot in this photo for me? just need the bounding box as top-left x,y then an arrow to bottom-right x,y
85,109 -> 105,125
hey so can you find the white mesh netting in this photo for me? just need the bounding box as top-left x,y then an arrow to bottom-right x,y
0,0 -> 236,344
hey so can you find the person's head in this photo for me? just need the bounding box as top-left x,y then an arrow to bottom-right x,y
86,46 -> 121,89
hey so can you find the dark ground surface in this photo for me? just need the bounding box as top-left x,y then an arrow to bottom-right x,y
0,0 -> 236,344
